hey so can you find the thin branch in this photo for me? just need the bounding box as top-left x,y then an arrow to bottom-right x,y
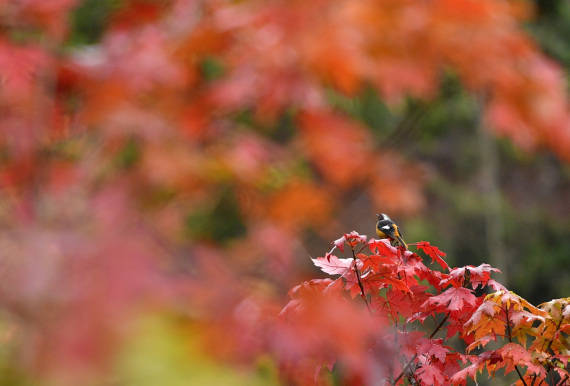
350,245 -> 371,313
355,243 -> 368,255
515,368 -> 528,386
406,372 -> 419,386
429,313 -> 451,339
557,375 -> 568,386
393,313 -> 450,384
385,295 -> 397,326
393,355 -> 417,385
505,306 -> 528,386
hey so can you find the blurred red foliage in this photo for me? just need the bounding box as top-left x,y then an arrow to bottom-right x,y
0,0 -> 568,384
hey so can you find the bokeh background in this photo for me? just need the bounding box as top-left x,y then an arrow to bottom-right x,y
0,0 -> 568,385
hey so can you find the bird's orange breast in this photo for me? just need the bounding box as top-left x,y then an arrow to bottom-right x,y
376,228 -> 387,238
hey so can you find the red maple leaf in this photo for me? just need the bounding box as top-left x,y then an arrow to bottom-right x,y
380,284 -> 431,319
416,338 -> 449,362
415,241 -> 449,271
449,361 -> 480,386
368,238 -> 397,256
422,287 -> 478,314
333,235 -> 347,252
328,231 -> 367,259
359,254 -> 398,274
440,263 -> 501,288
497,343 -> 533,374
312,255 -> 354,276
404,257 -> 447,291
416,362 -> 446,385
362,273 -> 411,293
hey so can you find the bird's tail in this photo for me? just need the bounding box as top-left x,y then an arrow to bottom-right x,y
392,224 -> 408,250
396,235 -> 408,250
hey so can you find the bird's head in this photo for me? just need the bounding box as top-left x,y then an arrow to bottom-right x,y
376,213 -> 391,221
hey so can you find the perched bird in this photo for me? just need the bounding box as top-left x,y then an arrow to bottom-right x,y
376,213 -> 408,250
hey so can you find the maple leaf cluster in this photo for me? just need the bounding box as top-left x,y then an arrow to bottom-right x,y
0,0 -> 568,385
280,232 -> 570,385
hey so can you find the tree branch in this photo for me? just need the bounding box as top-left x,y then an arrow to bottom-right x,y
350,245 -> 371,313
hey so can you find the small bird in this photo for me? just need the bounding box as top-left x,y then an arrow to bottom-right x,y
376,213 -> 408,250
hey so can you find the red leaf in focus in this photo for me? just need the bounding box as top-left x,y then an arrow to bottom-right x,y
344,231 -> 367,247
401,254 -> 447,291
440,263 -> 501,288
331,231 -> 367,255
416,241 -> 449,271
360,254 -> 398,275
449,360 -> 481,386
362,273 -> 410,294
416,362 -> 446,386
368,238 -> 397,256
416,338 -> 450,363
377,284 -> 431,320
333,235 -> 346,252
422,287 -> 478,313
312,255 -> 353,277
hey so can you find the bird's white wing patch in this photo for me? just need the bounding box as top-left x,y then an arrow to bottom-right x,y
381,225 -> 391,230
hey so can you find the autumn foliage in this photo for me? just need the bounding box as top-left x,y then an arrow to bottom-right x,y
281,232 -> 570,385
0,0 -> 568,385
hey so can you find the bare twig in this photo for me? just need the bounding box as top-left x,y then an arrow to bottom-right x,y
350,245 -> 371,313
